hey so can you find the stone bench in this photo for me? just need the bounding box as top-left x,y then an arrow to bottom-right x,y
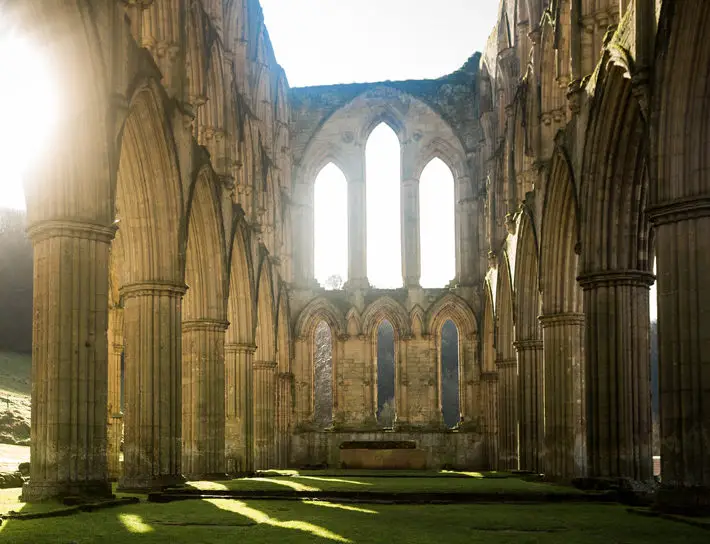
338,441 -> 427,470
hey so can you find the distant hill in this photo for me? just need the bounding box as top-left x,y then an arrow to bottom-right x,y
0,208 -> 32,355
0,351 -> 31,446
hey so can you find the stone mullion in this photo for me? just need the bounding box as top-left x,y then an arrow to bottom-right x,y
481,371 -> 499,469
401,179 -> 421,287
181,319 -> 229,479
107,307 -> 124,480
496,358 -> 519,470
347,176 -> 368,288
225,343 -> 256,474
515,339 -> 544,473
253,360 -> 277,470
22,221 -> 114,501
118,281 -> 186,491
539,313 -> 586,481
579,271 -> 654,482
649,202 -> 710,510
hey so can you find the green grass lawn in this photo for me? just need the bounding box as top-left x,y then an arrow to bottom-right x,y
188,473 -> 581,495
1,486 -> 707,544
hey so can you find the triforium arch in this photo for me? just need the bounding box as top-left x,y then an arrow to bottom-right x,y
538,145 -> 585,481
425,294 -> 479,428
513,208 -> 543,473
361,296 -> 411,425
293,297 -> 346,428
579,54 -> 653,482
494,250 -> 518,470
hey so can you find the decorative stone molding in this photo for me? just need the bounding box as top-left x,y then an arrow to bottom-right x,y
647,196 -> 710,226
538,312 -> 585,328
253,360 -> 278,370
577,270 -> 655,290
495,357 -> 517,369
27,220 -> 116,244
513,339 -> 543,351
182,319 -> 230,332
120,281 -> 188,299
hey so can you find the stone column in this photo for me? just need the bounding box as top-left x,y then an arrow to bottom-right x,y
458,194 -> 479,286
481,371 -> 499,469
253,360 -> 277,470
107,307 -> 124,481
496,357 -> 519,470
22,221 -> 114,501
182,319 -> 229,480
276,372 -> 293,467
401,178 -> 420,287
539,313 -> 586,481
118,281 -> 186,491
515,339 -> 544,473
225,343 -> 256,474
650,201 -> 710,511
578,271 -> 654,482
291,181 -> 314,287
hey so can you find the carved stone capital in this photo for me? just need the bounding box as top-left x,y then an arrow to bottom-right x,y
577,270 -> 655,290
120,281 -> 187,299
647,196 -> 710,226
538,312 -> 585,328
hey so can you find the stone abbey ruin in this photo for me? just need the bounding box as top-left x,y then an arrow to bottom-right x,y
4,0 -> 709,514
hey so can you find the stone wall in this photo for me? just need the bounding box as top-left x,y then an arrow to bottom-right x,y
290,431 -> 485,471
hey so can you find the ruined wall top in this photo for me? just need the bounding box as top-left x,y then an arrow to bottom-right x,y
288,54 -> 482,167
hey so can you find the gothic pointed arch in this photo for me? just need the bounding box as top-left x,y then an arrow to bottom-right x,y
514,209 -> 541,341
254,255 -> 276,362
539,145 -> 581,314
361,297 -> 411,339
426,294 -> 478,339
226,219 -> 255,345
294,297 -> 347,340
183,165 -> 228,322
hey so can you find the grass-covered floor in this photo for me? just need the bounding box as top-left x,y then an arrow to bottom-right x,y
1,473 -> 709,543
187,471 -> 581,495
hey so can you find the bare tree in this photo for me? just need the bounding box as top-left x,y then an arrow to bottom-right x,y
324,274 -> 344,291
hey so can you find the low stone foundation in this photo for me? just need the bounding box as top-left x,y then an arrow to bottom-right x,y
290,430 -> 485,470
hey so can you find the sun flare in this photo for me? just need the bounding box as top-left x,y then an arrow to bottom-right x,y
0,27 -> 59,210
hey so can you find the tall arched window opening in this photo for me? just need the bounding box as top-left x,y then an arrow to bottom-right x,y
313,320 -> 333,428
366,123 -> 401,288
314,163 -> 348,289
377,320 -> 396,427
440,319 -> 460,428
420,158 -> 456,287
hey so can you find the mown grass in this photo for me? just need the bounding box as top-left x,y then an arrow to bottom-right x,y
1,489 -> 708,544
188,473 -> 580,495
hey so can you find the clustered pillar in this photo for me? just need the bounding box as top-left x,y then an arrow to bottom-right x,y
253,360 -> 277,469
347,167 -> 368,288
579,271 -> 654,482
225,343 -> 256,474
650,201 -> 710,510
276,372 -> 293,467
515,339 -> 544,473
539,312 -> 586,481
119,281 -> 186,491
481,371 -> 499,469
496,357 -> 519,470
181,319 -> 229,479
22,221 -> 115,501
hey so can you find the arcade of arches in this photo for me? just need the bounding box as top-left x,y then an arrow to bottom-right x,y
7,0 -> 710,512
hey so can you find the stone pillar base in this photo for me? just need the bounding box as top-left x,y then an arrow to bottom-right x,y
22,480 -> 113,502
117,473 -> 186,493
655,486 -> 710,517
